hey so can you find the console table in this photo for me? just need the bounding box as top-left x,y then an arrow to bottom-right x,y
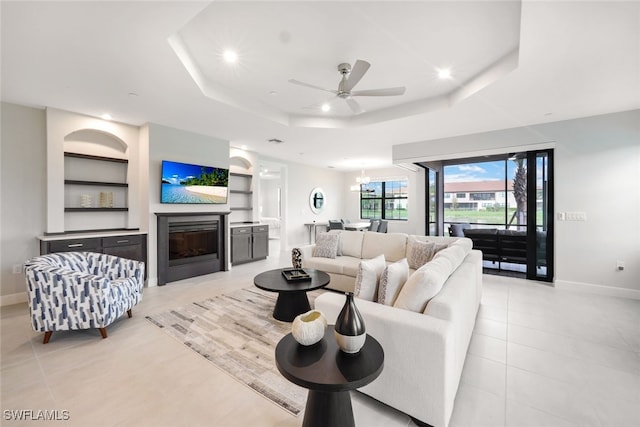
275,327 -> 384,427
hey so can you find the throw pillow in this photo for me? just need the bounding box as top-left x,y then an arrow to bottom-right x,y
377,258 -> 410,306
393,257 -> 452,313
406,237 -> 437,270
312,233 -> 340,259
354,254 -> 386,301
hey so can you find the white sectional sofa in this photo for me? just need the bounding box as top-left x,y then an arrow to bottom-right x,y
294,231 -> 482,427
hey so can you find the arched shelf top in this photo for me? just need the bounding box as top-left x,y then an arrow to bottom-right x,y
229,155 -> 253,171
64,129 -> 128,153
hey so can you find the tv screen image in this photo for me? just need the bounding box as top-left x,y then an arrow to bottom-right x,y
161,160 -> 229,204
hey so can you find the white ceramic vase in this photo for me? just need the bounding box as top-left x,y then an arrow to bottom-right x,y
291,309 -> 327,346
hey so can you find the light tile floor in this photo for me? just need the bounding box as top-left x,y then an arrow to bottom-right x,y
2,252 -> 639,427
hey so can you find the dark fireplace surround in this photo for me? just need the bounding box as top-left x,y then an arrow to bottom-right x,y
156,212 -> 229,285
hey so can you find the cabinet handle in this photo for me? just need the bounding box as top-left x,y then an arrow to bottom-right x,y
68,243 -> 83,248
116,240 -> 129,244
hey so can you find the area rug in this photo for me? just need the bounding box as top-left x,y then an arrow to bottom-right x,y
145,287 -> 324,416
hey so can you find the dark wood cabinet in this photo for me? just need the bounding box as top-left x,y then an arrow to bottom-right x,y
251,225 -> 269,261
40,233 -> 147,277
231,225 -> 268,265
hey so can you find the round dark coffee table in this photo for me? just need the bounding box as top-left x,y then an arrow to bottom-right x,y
254,268 -> 330,322
275,327 -> 384,427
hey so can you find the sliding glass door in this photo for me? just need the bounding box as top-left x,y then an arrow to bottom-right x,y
527,150 -> 553,281
422,149 -> 554,282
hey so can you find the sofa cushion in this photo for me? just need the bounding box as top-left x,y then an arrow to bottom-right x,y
304,257 -> 344,274
393,257 -> 452,313
377,258 -> 409,306
362,232 -> 408,262
433,244 -> 467,272
341,256 -> 363,277
406,237 -> 437,270
355,254 -> 386,301
341,230 -> 365,258
312,233 -> 340,259
327,230 -> 343,256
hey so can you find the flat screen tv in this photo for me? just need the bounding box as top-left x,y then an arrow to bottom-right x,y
161,160 -> 229,204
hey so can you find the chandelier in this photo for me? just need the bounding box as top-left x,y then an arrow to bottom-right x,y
350,170 -> 372,192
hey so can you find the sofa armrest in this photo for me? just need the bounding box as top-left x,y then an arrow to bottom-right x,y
315,292 -> 453,427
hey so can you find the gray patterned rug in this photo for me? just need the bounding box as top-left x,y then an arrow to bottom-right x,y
145,287 -> 324,416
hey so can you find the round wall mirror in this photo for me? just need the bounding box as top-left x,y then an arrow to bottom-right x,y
309,187 -> 325,214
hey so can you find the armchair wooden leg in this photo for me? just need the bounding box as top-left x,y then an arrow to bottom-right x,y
99,328 -> 108,339
127,309 -> 132,318
43,331 -> 53,344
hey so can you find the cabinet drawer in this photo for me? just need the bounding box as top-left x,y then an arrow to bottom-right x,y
102,235 -> 142,247
232,227 -> 252,235
253,225 -> 269,233
48,238 -> 101,252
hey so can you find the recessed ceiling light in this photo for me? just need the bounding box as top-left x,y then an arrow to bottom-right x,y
437,68 -> 452,79
321,104 -> 331,112
101,113 -> 112,120
223,50 -> 238,63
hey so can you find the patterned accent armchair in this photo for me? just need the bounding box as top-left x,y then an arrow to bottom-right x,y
24,252 -> 145,344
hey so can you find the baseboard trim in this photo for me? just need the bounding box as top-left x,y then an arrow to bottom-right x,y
555,280 -> 640,300
0,291 -> 28,307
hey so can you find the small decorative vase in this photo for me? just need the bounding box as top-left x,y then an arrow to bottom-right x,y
334,292 -> 366,354
292,310 -> 327,346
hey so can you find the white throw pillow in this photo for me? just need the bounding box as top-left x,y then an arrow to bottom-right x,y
406,237 -> 437,270
354,254 -> 386,301
393,257 -> 452,313
377,258 -> 410,306
312,233 -> 340,259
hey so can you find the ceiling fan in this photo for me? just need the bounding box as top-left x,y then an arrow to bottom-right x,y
289,60 -> 406,114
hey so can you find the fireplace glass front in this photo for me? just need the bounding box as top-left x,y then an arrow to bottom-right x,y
168,221 -> 218,266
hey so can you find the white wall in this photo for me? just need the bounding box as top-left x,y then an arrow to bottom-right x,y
342,167 -> 426,235
146,123 -> 230,286
0,103 -> 47,303
258,156 -> 346,249
394,109 -> 640,295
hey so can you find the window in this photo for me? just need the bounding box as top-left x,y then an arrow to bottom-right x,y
456,192 -> 466,199
470,192 -> 495,201
360,178 -> 408,220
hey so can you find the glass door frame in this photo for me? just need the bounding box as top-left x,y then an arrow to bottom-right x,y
526,149 -> 554,282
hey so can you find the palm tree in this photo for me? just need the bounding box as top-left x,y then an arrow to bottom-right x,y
510,158 -> 527,229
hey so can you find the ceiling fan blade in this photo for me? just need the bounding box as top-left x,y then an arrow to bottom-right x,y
351,87 -> 406,96
345,98 -> 364,114
343,60 -> 371,91
288,79 -> 337,94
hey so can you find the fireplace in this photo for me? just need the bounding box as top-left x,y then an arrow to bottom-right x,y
156,213 -> 229,285
169,222 -> 218,265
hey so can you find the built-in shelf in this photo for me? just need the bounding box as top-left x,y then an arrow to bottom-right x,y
64,152 -> 128,163
229,172 -> 253,223
65,180 -> 128,187
65,208 -> 128,212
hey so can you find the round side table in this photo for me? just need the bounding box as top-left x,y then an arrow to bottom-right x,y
275,327 -> 384,427
254,268 -> 330,321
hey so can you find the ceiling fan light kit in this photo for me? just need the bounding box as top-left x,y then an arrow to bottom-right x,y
289,59 -> 406,114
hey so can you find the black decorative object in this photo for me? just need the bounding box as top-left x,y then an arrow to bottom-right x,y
334,292 -> 366,354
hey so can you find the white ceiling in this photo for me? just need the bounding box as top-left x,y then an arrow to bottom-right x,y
2,1 -> 639,171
